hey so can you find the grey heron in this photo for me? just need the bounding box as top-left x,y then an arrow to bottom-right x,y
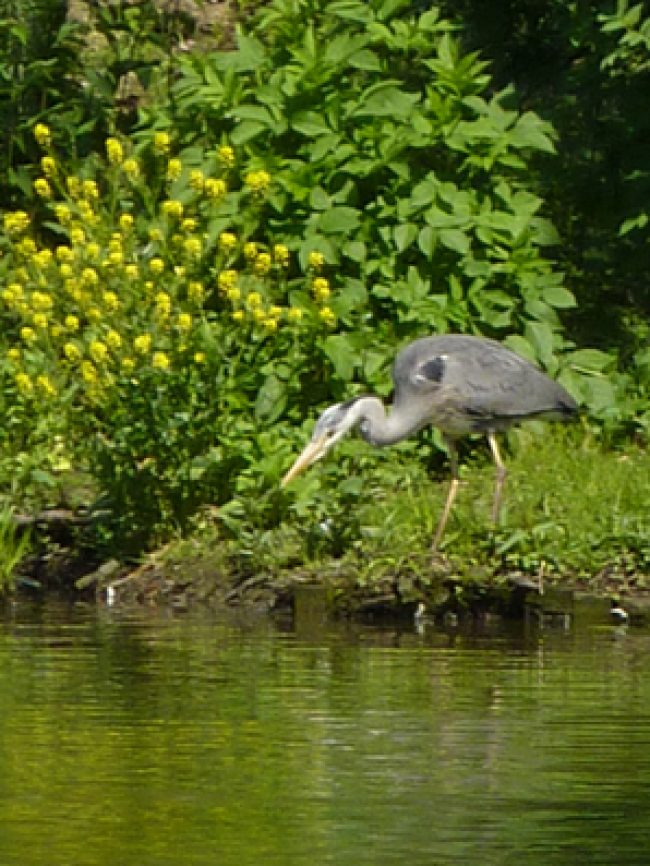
281,334 -> 578,549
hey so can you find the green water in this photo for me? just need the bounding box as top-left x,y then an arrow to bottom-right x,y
1,599 -> 649,866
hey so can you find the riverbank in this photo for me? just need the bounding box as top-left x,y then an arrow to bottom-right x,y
8,432 -> 649,623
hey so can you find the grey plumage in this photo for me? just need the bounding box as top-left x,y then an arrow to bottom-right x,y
281,334 -> 578,548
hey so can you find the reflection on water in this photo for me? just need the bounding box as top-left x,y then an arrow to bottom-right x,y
1,598 -> 649,866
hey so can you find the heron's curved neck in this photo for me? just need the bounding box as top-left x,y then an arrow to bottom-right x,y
352,395 -> 423,447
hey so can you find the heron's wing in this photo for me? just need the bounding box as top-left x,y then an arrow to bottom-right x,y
396,336 -> 575,423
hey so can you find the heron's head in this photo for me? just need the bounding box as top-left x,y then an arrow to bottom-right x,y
281,400 -> 362,486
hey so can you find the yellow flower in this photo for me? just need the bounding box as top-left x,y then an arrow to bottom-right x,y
121,357 -> 135,373
54,204 -> 71,226
204,178 -> 227,199
87,307 -> 102,322
273,244 -> 289,266
152,351 -> 170,370
20,326 -> 36,343
15,372 -> 33,394
79,201 -> 96,223
40,156 -> 57,177
36,374 -> 56,397
218,231 -> 237,251
231,310 -> 245,322
33,123 -> 51,148
119,213 -> 134,231
66,176 -> 82,198
106,329 -> 122,350
89,340 -> 109,363
246,291 -> 262,308
3,211 -> 30,235
218,270 -> 238,291
181,218 -> 197,232
16,237 -> 37,256
244,170 -> 271,194
134,334 -> 152,354
81,361 -> 98,383
69,227 -> 85,246
102,291 -> 119,311
189,169 -> 205,191
312,277 -> 331,301
63,342 -> 81,362
183,237 -> 202,258
124,264 -> 139,279
32,312 -> 48,329
226,286 -> 241,303
85,241 -> 100,260
65,314 -> 80,332
177,312 -> 192,331
82,179 -> 99,199
243,242 -> 257,260
105,137 -> 124,165
33,178 -> 52,198
268,305 -> 283,318
149,257 -> 165,274
188,281 -> 205,302
50,325 -> 63,338
254,252 -> 272,275
161,199 -> 183,219
216,145 -> 235,167
59,263 -> 73,278
148,227 -> 164,243
153,131 -> 171,155
31,290 -> 53,310
263,317 -> 278,332
81,267 -> 99,287
122,157 -> 140,178
193,352 -> 206,364
6,348 -> 21,362
34,249 -> 53,269
308,250 -> 325,269
155,291 -> 171,317
56,245 -> 74,263
319,306 -> 336,326
167,158 -> 183,181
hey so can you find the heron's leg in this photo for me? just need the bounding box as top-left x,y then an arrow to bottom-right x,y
487,432 -> 507,524
432,437 -> 460,551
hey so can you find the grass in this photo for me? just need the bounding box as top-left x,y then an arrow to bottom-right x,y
287,426 -> 650,589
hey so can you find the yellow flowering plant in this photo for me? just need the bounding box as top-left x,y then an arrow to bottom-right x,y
0,130 -> 345,551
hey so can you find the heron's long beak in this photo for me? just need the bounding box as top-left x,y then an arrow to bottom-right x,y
281,434 -> 330,487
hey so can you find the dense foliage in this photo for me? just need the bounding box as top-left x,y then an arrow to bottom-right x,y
0,0 -> 647,582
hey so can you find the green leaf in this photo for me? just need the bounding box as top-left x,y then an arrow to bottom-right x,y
503,334 -> 537,362
321,334 -> 358,380
439,228 -> 470,255
308,133 -> 343,162
567,349 -> 614,373
353,83 -> 419,118
348,49 -> 381,71
291,111 -> 331,137
408,175 -> 438,210
255,374 -> 287,423
230,120 -> 268,145
543,286 -> 576,309
310,187 -> 331,210
342,240 -> 367,262
394,223 -> 418,252
510,111 -> 556,154
317,206 -> 360,234
418,225 -> 437,258
525,321 -> 555,364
